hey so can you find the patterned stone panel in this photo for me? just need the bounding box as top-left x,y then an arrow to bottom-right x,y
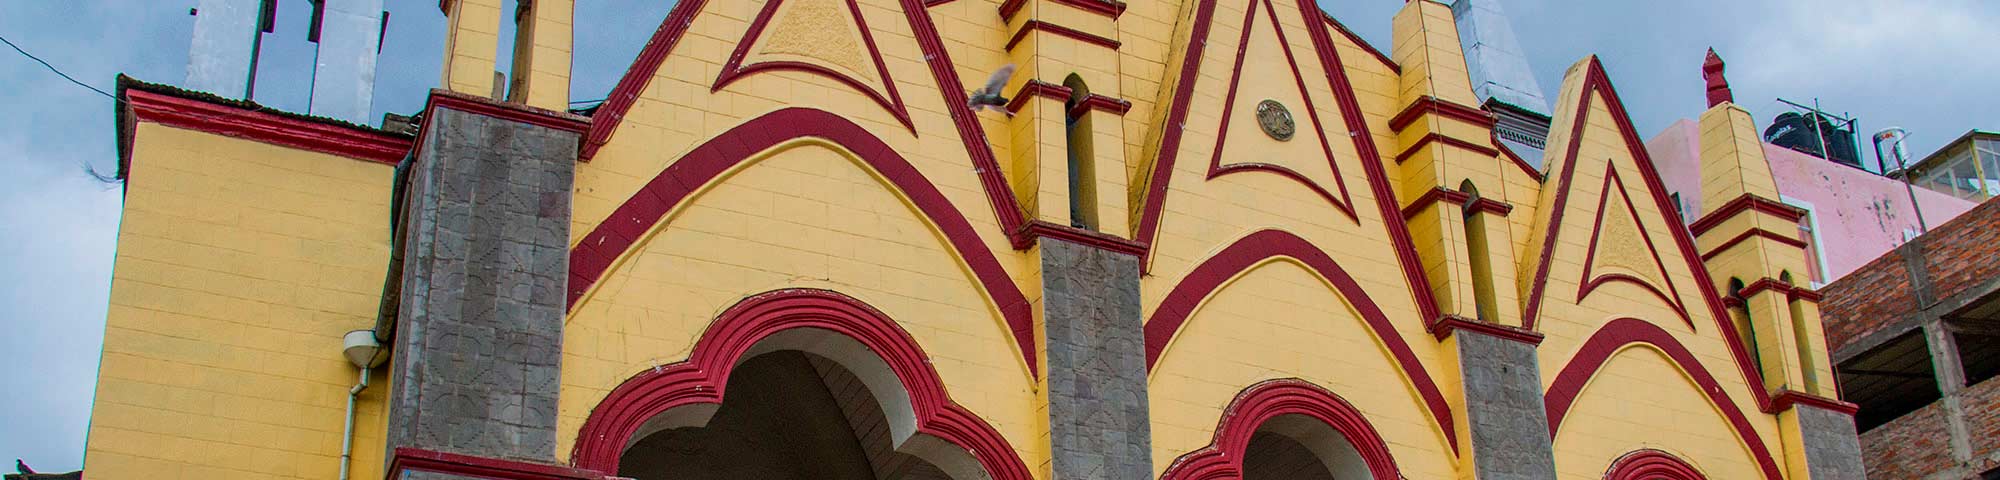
1457,331 -> 1556,480
1042,238 -> 1153,480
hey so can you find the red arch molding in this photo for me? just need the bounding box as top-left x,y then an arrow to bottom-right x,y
565,108 -> 1039,378
1143,229 -> 1458,454
1543,318 -> 1782,480
569,289 -> 1033,479
1159,379 -> 1402,480
1603,449 -> 1706,480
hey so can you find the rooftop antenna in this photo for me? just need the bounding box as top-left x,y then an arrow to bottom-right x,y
1873,127 -> 1928,234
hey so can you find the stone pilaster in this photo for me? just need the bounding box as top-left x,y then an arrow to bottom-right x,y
1040,238 -> 1152,479
384,100 -> 580,475
1455,330 -> 1556,480
1791,405 -> 1866,480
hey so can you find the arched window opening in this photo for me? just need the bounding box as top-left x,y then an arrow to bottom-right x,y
1728,278 -> 1761,371
1460,181 -> 1499,322
1063,74 -> 1098,231
1160,380 -> 1401,480
1603,449 -> 1706,479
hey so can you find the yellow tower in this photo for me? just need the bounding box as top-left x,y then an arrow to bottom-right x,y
440,0 -> 573,109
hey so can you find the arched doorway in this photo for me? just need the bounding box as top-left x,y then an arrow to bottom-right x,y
1604,449 -> 1705,479
1161,379 -> 1400,480
571,289 -> 1031,480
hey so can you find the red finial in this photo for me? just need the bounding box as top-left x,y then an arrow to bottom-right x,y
1703,48 -> 1733,108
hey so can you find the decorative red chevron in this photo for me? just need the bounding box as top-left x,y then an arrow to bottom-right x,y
714,0 -> 913,129
1202,0 -> 1356,220
1576,164 -> 1694,328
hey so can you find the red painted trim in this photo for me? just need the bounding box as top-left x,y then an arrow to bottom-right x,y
1574,165 -> 1694,329
1699,228 -> 1807,261
1002,80 -> 1072,113
1202,0 -> 1357,221
1771,390 -> 1858,415
1320,10 -> 1398,74
1159,379 -> 1402,480
578,0 -> 1039,253
1143,229 -> 1458,454
1688,194 -> 1807,236
1494,136 -> 1546,182
713,0 -> 914,130
1545,318 -> 1783,480
1070,94 -> 1133,117
1398,187 -> 1513,220
1000,0 -> 1127,21
1737,278 -> 1823,303
1603,449 -> 1706,480
1294,0 -> 1442,323
123,89 -> 410,166
1429,314 -> 1544,345
1015,220 -> 1148,256
1522,59 -> 1774,422
1389,96 -> 1497,133
389,448 -> 605,480
427,89 -> 592,134
1004,20 -> 1121,51
569,289 -> 1034,479
566,108 -> 1039,377
438,0 -> 451,14
1394,133 -> 1501,164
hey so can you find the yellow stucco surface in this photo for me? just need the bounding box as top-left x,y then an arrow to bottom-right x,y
87,123 -> 394,480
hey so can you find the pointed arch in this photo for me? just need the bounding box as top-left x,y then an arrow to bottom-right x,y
570,289 -> 1032,479
1143,229 -> 1456,454
1575,164 -> 1694,328
566,108 -> 1038,377
1200,0 -> 1357,219
1160,379 -> 1402,480
1544,318 -> 1782,480
1604,449 -> 1706,480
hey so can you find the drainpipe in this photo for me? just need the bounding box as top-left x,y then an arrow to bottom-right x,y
340,330 -> 389,480
1874,128 -> 1927,233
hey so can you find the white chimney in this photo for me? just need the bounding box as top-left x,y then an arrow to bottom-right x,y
307,0 -> 385,124
187,0 -> 268,98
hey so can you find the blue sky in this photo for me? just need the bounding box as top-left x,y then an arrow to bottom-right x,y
2,0 -> 1995,471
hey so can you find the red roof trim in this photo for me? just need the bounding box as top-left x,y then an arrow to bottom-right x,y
1688,194 -> 1807,236
1770,389 -> 1857,415
1544,318 -> 1783,480
1494,135 -> 1546,182
566,108 -> 1038,378
569,289 -> 1034,479
1700,228 -> 1807,261
1400,187 -> 1513,219
577,0 -> 709,160
1003,80 -> 1072,113
1738,278 -> 1823,303
1574,165 -> 1694,329
1389,95 -> 1497,133
389,448 -> 604,480
1159,379 -> 1403,480
123,89 -> 410,166
1319,10 -> 1398,74
713,0 -> 914,130
1394,133 -> 1501,164
1143,229 -> 1459,454
1004,20 -> 1121,51
1000,0 -> 1127,21
427,89 -> 590,134
1428,314 -> 1545,345
1015,220 -> 1148,256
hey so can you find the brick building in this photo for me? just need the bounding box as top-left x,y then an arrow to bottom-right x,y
82,0 -> 1867,479
1822,196 -> 2000,479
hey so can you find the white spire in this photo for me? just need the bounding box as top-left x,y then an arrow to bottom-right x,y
1450,0 -> 1549,114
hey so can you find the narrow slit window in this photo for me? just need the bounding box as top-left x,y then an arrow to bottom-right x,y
1063,74 -> 1098,231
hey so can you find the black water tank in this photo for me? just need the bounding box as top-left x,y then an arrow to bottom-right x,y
1764,112 -> 1862,168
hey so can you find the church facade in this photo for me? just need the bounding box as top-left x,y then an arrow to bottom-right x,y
89,0 -> 1866,478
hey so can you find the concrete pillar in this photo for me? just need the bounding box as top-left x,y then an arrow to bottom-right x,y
383,99 -> 581,475
1454,331 -> 1556,480
186,0 -> 263,98
308,0 -> 385,124
1039,238 -> 1152,479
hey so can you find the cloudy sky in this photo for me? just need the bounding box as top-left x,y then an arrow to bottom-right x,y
2,0 -> 1994,471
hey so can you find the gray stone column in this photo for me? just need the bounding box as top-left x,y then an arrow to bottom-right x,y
384,102 -> 580,474
1040,238 -> 1152,479
1456,329 -> 1557,480
1794,404 -> 1866,480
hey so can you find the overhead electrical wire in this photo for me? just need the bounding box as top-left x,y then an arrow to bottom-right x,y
0,32 -> 121,103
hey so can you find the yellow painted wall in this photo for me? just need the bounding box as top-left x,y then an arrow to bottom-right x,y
87,123 -> 394,480
1147,259 -> 1457,478
1552,346 -> 1762,480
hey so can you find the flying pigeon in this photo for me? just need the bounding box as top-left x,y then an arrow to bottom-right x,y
967,64 -> 1017,116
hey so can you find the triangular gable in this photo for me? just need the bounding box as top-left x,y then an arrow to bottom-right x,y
1203,0 -> 1355,218
1521,57 -> 1770,403
1577,164 -> 1692,327
1132,0 -> 1440,318
715,0 -> 912,129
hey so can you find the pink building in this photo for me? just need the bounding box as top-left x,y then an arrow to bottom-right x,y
1647,119 -> 1975,285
